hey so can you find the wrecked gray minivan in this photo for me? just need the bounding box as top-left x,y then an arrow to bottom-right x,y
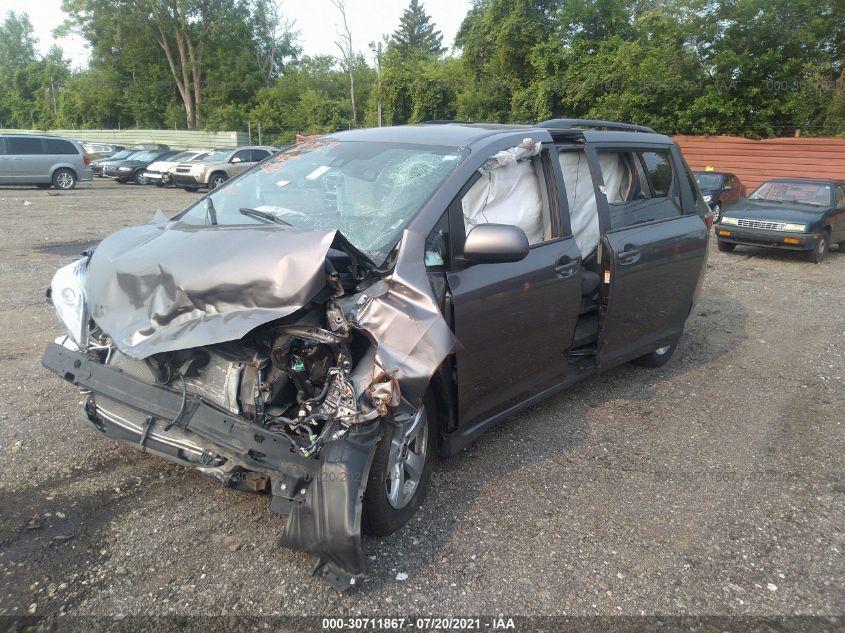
42,121 -> 709,589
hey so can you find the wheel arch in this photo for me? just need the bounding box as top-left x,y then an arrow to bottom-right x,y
50,164 -> 78,180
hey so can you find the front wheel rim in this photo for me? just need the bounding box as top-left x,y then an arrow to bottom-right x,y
386,406 -> 428,509
655,345 -> 671,355
211,176 -> 224,188
56,172 -> 73,188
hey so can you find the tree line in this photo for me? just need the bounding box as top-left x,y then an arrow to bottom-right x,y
0,0 -> 842,143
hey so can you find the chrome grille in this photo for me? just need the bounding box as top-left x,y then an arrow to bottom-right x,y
736,218 -> 786,231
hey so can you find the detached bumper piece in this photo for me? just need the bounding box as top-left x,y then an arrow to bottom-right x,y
143,171 -> 169,183
715,226 -> 821,251
41,342 -> 381,590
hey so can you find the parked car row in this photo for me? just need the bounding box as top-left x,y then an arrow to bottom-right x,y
95,144 -> 280,191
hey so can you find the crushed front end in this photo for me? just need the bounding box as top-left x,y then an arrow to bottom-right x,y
42,221 -> 454,590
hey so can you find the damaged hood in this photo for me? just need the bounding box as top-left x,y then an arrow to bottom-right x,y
86,221 -> 343,358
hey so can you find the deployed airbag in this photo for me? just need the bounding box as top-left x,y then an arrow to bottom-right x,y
558,151 -> 600,257
461,139 -> 545,245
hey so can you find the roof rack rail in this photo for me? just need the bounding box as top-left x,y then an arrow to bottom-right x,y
420,120 -> 477,125
536,119 -> 656,134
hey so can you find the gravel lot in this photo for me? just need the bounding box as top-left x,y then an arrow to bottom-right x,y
0,179 -> 842,619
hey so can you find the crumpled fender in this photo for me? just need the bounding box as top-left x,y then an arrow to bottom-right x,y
277,421 -> 383,590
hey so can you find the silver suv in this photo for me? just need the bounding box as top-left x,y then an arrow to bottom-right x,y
171,146 -> 276,191
0,135 -> 93,190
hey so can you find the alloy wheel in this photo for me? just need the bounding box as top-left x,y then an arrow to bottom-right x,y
385,406 -> 429,509
55,172 -> 74,189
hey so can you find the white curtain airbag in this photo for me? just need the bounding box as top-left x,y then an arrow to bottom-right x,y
558,152 -> 600,257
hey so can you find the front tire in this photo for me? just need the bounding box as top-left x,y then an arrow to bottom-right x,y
806,231 -> 829,264
183,186 -> 199,193
363,394 -> 436,537
632,341 -> 678,368
209,172 -> 228,189
52,169 -> 76,190
134,171 -> 147,185
717,240 -> 736,252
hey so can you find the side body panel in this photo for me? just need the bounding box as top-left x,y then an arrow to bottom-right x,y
593,142 -> 708,369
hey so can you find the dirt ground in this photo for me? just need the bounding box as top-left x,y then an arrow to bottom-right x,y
0,179 -> 842,619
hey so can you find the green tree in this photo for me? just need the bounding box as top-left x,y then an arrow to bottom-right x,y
390,0 -> 446,58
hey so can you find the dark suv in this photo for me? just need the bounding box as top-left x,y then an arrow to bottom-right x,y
42,120 -> 709,590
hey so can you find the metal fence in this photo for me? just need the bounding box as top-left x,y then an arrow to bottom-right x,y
0,128 -> 250,149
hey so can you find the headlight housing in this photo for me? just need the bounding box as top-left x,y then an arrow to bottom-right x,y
702,194 -> 713,203
118,166 -> 133,172
721,217 -> 738,225
49,259 -> 89,350
781,222 -> 807,232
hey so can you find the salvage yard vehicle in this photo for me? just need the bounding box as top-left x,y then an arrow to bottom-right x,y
42,120 -> 709,590
715,178 -> 845,263
693,170 -> 743,222
104,150 -> 180,184
0,134 -> 93,190
90,149 -> 139,176
142,150 -> 209,186
171,145 -> 277,191
82,142 -> 125,160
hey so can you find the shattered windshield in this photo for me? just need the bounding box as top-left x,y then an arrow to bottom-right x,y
179,140 -> 465,261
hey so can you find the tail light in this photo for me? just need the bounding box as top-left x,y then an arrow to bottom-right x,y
83,153 -> 91,167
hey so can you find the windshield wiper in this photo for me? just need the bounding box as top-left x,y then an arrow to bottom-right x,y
238,207 -> 292,226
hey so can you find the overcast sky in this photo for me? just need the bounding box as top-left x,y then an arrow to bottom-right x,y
1,0 -> 472,70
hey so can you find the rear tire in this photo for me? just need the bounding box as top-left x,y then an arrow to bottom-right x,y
717,240 -> 736,253
52,169 -> 76,190
362,393 -> 436,537
806,231 -> 829,264
632,341 -> 678,368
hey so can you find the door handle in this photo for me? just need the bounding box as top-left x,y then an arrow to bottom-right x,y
554,256 -> 581,278
617,245 -> 641,265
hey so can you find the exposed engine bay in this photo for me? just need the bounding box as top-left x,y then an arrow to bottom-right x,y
43,220 -> 455,590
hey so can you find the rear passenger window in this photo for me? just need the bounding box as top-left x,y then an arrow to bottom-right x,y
8,137 -> 44,154
640,151 -> 673,197
251,149 -> 270,161
43,139 -> 78,154
597,150 -> 681,230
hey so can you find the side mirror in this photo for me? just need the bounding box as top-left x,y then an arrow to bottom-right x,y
231,156 -> 241,163
462,224 -> 529,264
